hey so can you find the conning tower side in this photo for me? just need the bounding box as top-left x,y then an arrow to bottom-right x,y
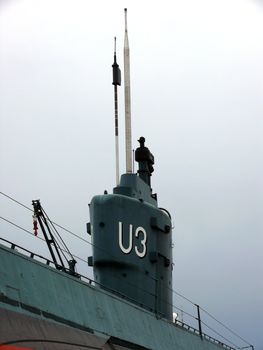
88,138 -> 173,320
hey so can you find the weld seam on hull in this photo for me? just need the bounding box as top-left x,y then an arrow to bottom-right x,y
0,294 -> 94,334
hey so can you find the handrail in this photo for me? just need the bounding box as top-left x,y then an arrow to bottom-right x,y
174,320 -> 235,350
0,237 -> 54,265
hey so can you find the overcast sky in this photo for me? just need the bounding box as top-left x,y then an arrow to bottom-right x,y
0,0 -> 262,348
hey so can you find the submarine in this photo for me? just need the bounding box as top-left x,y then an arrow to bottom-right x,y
0,9 -> 254,350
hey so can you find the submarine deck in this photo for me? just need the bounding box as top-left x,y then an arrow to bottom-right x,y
0,239 -> 234,350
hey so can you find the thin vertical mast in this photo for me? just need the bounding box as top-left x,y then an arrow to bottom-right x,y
124,8 -> 132,173
112,37 -> 121,185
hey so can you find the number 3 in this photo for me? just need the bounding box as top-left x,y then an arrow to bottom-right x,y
135,227 -> 147,258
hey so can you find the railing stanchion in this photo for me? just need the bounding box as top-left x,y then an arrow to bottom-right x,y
195,304 -> 203,340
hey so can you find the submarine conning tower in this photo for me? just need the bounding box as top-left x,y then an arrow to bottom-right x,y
88,138 -> 173,320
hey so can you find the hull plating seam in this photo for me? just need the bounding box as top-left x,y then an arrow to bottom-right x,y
0,294 -> 94,333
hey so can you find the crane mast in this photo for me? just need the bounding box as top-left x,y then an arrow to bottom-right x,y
32,199 -> 78,276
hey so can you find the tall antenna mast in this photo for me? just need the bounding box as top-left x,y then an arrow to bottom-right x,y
124,8 -> 132,173
112,37 -> 121,185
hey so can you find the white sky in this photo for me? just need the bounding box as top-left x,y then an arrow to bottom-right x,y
0,0 -> 263,348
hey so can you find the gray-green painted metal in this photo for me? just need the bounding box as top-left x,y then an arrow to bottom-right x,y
0,244 -> 225,350
89,173 -> 173,320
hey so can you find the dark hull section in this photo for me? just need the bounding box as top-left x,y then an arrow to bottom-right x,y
0,307 -> 105,349
0,308 -> 144,350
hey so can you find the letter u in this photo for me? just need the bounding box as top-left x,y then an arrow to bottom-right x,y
118,221 -> 133,254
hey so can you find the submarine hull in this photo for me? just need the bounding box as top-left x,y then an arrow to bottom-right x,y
0,243 -> 233,350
